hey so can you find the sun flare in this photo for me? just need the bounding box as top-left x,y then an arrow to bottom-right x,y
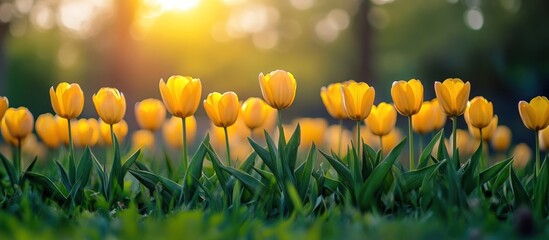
147,0 -> 200,12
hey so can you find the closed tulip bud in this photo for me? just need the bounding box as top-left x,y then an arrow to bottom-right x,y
56,116 -> 70,145
321,83 -> 347,120
412,101 -> 435,134
3,107 -> 34,140
204,92 -> 240,128
341,82 -> 376,121
93,87 -> 126,125
162,116 -> 197,149
491,125 -> 512,152
434,78 -> 471,117
518,96 -> 549,131
36,113 -> 62,148
99,119 -> 128,145
513,143 -> 532,169
159,75 -> 202,118
72,119 -> 100,148
465,96 -> 493,129
252,106 -> 277,137
49,82 -> 84,119
468,115 -> 498,141
293,118 -> 328,148
259,70 -> 297,110
241,97 -> 270,130
0,96 -> 8,120
1,118 -> 20,146
391,79 -> 423,116
365,102 -> 397,137
132,130 -> 155,151
135,98 -> 166,131
540,127 -> 549,151
430,99 -> 447,130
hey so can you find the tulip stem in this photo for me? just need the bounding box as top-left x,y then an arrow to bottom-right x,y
379,136 -> 383,158
277,110 -> 284,144
68,119 -> 76,184
16,138 -> 21,177
110,124 -> 115,153
224,127 -> 231,167
182,117 -> 188,174
338,119 -> 343,157
408,116 -> 415,171
356,121 -> 361,160
535,130 -> 540,177
452,116 -> 458,168
479,128 -> 484,170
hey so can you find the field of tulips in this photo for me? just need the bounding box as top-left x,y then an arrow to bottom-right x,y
1,71 -> 549,239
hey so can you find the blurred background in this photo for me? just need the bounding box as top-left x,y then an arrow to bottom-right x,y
0,0 -> 547,143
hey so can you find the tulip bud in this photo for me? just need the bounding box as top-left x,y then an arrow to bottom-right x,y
465,96 -> 494,129
513,143 -> 532,169
434,78 -> 471,117
320,83 -> 347,120
162,116 -> 197,149
341,82 -> 375,121
93,87 -> 126,125
135,98 -> 166,131
3,107 -> 34,140
391,79 -> 423,116
56,116 -> 70,145
36,113 -> 62,148
468,115 -> 498,141
159,75 -> 202,118
99,119 -> 128,145
491,125 -> 512,152
0,96 -> 8,120
203,92 -> 240,128
412,101 -> 434,134
241,97 -> 270,130
258,70 -> 297,110
132,130 -> 155,151
365,102 -> 397,137
49,82 -> 84,119
293,118 -> 328,148
381,128 -> 403,156
541,127 -> 549,151
518,96 -> 549,131
430,99 -> 447,130
72,118 -> 100,148
1,118 -> 20,146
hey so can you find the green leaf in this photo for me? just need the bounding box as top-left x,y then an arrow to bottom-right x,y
110,134 -> 123,190
183,137 -> 209,201
122,149 -> 141,181
295,143 -> 316,199
461,142 -> 483,194
222,166 -> 265,194
418,130 -> 443,168
24,172 -> 67,202
510,167 -> 532,208
204,143 -> 229,192
479,157 -> 513,186
91,154 -> 107,198
239,152 -> 257,173
402,161 -> 444,192
55,160 -> 71,191
129,169 -> 175,204
265,131 -> 283,183
419,160 -> 446,208
534,156 -> 549,217
319,150 -> 353,192
0,152 -> 17,186
253,167 -> 276,186
248,136 -> 274,173
284,124 -> 301,172
76,147 -> 93,191
24,156 -> 38,173
358,137 -> 406,209
492,163 -> 511,194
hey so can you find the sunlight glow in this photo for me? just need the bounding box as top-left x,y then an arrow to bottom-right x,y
146,0 -> 200,12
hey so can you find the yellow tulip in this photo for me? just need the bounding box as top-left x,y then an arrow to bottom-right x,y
365,102 -> 397,137
241,97 -> 270,130
540,127 -> 549,151
434,78 -> 471,117
324,125 -> 352,155
258,70 -> 297,110
3,107 -> 34,140
341,82 -> 376,121
159,75 -> 202,118
92,87 -> 126,125
465,96 -> 493,129
468,115 -> 498,141
99,119 -> 128,145
135,98 -> 166,131
353,126 -> 381,149
380,128 -> 403,156
132,130 -> 155,151
72,119 -> 100,148
320,83 -> 347,120
292,118 -> 328,148
210,117 -> 250,150
49,82 -> 84,119
450,129 -> 473,159
162,116 -> 197,149
252,106 -> 277,137
56,116 -> 70,145
0,96 -> 8,120
203,92 -> 240,128
491,125 -> 512,152
412,101 -> 435,134
512,143 -> 531,169
1,118 -> 21,146
391,79 -> 423,116
518,96 -> 549,131
430,99 -> 447,130
35,113 -> 62,148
